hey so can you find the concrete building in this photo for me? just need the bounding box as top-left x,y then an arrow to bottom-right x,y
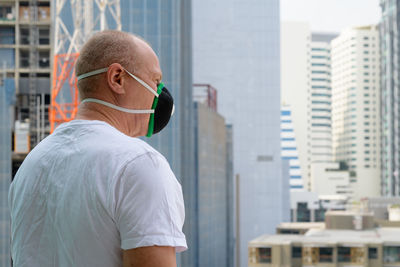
331,25 -> 381,199
362,197 -> 400,220
192,1 -> 288,266
249,211 -> 400,266
309,33 -> 337,164
120,1 -> 195,266
281,106 -> 304,191
311,162 -> 353,197
290,191 -> 348,223
380,0 -> 400,196
281,21 -> 311,190
193,94 -> 234,267
0,1 -> 51,148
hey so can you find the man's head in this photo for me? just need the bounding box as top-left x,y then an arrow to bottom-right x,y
75,30 -> 164,137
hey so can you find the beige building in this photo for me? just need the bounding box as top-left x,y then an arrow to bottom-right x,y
331,25 -> 381,199
249,211 -> 400,267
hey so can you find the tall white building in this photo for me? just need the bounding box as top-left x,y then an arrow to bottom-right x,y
281,21 -> 311,189
309,33 -> 337,164
331,25 -> 381,198
281,106 -> 304,191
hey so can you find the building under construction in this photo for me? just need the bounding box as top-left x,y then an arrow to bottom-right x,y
0,0 -> 51,172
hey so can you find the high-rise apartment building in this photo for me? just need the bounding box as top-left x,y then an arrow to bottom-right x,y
331,25 -> 381,198
309,33 -> 337,164
281,21 -> 311,190
120,1 -> 195,266
380,0 -> 400,196
193,1 -> 289,266
281,106 -> 304,191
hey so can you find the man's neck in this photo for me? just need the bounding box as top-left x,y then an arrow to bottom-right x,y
75,103 -> 143,137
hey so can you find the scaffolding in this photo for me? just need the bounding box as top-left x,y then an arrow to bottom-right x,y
50,0 -> 121,132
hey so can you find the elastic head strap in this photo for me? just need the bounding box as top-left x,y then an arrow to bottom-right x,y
76,66 -> 160,98
77,68 -> 108,81
81,98 -> 154,114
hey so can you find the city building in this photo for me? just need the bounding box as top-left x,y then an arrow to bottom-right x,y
192,84 -> 234,266
1,1 -> 51,142
281,106 -> 304,191
192,1 -> 289,266
290,191 -> 347,223
380,0 -> 400,196
331,25 -> 381,199
0,0 -> 51,171
120,1 -> 195,266
309,33 -> 337,164
310,162 -> 353,197
281,21 -> 311,190
249,211 -> 400,266
0,77 -> 14,267
361,197 -> 400,220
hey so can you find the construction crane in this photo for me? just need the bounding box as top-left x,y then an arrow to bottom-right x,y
49,0 -> 121,133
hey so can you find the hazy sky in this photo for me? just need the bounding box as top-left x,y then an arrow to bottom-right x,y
281,0 -> 381,33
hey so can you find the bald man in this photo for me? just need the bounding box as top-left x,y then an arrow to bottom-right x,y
9,30 -> 187,267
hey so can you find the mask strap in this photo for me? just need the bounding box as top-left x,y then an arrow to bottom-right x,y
76,67 -> 160,98
123,68 -> 159,97
77,68 -> 108,81
81,98 -> 154,114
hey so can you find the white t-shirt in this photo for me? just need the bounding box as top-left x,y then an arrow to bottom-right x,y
8,120 -> 187,267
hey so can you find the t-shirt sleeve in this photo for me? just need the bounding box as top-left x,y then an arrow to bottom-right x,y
112,152 -> 187,252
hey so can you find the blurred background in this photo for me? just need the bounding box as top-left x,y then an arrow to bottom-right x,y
2,0 -> 400,266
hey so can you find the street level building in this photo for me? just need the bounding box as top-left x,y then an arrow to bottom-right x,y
249,211 -> 400,267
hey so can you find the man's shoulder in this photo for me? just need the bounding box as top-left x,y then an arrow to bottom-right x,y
56,119 -> 161,159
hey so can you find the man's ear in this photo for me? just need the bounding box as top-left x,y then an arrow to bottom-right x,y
107,63 -> 125,95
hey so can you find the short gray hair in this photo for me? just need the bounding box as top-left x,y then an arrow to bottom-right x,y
75,30 -> 141,96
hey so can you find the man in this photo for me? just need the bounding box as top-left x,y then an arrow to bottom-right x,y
9,30 -> 187,267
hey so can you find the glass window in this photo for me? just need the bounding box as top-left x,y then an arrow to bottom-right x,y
338,247 -> 351,262
0,6 -> 14,21
0,27 -> 15,44
297,202 -> 310,222
369,247 -> 378,259
319,247 -> 333,262
384,246 -> 400,263
258,247 -> 271,263
292,246 -> 302,258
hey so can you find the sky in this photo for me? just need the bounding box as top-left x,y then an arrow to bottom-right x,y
281,0 -> 381,33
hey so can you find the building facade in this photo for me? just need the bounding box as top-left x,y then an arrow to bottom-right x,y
193,101 -> 234,267
331,25 -> 381,198
281,106 -> 304,191
120,1 -> 195,266
249,211 -> 400,267
281,21 -> 311,190
380,0 -> 400,196
0,1 -> 51,149
309,33 -> 337,164
0,78 -> 13,267
192,1 -> 288,266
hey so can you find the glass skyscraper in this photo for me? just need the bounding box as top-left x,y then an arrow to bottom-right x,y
380,0 -> 400,196
120,1 -> 196,266
192,1 -> 289,266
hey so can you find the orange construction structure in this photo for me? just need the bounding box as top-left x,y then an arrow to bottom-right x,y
49,53 -> 80,133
